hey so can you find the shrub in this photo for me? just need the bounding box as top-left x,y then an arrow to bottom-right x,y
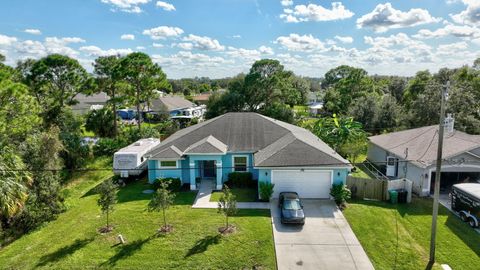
226,172 -> 254,188
330,183 -> 351,209
259,182 -> 275,202
153,177 -> 182,192
93,137 -> 128,156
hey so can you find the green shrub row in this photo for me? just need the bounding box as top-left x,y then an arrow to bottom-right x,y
153,177 -> 182,192
225,172 -> 255,188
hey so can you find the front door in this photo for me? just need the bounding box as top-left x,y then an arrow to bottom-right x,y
203,160 -> 216,178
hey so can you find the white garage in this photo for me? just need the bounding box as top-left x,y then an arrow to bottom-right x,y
271,170 -> 333,199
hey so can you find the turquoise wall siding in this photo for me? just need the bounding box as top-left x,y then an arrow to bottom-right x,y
148,160 -> 183,183
221,153 -> 258,181
333,169 -> 349,185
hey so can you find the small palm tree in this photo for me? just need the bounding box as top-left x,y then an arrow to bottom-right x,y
0,148 -> 31,218
148,180 -> 175,233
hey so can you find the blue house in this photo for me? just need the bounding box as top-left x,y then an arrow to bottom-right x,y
146,112 -> 351,199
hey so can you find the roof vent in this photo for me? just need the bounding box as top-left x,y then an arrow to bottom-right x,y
134,141 -> 143,146
444,114 -> 455,133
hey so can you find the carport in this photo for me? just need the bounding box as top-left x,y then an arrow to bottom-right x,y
430,165 -> 480,194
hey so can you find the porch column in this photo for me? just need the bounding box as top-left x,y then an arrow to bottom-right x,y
189,161 -> 196,190
216,160 -> 223,190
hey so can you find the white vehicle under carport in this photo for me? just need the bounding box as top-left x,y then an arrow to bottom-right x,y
451,183 -> 480,228
113,138 -> 160,178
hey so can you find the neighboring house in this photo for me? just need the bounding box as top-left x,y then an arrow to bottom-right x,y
147,96 -> 206,120
367,115 -> 480,196
192,92 -> 211,105
306,91 -> 323,116
145,112 -> 351,199
71,92 -> 109,114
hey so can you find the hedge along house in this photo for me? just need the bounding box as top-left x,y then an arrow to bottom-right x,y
367,115 -> 480,196
145,112 -> 351,199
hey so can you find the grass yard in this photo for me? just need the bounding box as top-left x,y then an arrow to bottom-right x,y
343,198 -> 480,270
210,187 -> 258,202
0,158 -> 276,269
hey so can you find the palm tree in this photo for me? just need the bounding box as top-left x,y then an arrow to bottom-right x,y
0,148 -> 31,218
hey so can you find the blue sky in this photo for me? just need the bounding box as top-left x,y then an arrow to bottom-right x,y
0,0 -> 479,78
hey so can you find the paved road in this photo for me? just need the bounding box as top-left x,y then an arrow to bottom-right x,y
271,200 -> 374,270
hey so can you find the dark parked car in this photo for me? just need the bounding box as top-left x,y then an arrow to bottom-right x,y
279,192 -> 305,225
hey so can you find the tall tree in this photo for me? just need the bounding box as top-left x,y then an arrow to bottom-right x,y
93,56 -> 121,137
23,54 -> 94,126
117,52 -> 170,131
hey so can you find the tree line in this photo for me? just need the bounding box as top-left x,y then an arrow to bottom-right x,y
0,52 -> 171,244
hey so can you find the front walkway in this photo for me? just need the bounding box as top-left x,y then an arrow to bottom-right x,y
271,199 -> 374,270
191,179 -> 270,209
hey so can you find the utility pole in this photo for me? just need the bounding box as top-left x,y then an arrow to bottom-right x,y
428,81 -> 449,267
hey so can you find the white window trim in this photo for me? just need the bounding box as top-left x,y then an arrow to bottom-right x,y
232,155 -> 249,172
158,160 -> 178,168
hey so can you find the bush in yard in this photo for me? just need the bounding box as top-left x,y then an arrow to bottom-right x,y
226,172 -> 253,188
217,185 -> 237,234
330,183 -> 351,209
148,180 -> 176,233
93,137 -> 128,156
96,179 -> 118,233
153,177 -> 181,192
259,182 -> 275,202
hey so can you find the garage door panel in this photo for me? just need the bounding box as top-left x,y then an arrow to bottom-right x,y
272,170 -> 332,199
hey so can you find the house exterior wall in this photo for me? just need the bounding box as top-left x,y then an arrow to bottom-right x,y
367,142 -> 388,165
148,152 -> 260,189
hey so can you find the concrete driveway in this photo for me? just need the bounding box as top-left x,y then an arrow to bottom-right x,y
271,200 -> 374,270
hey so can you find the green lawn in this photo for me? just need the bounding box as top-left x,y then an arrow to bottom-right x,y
0,159 -> 276,269
343,198 -> 480,270
210,188 -> 258,202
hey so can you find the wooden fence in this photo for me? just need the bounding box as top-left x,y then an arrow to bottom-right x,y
346,176 -> 387,201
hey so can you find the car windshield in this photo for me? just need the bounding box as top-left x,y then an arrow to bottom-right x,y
283,199 -> 302,210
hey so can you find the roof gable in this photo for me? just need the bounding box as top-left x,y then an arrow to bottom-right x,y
184,135 -> 227,154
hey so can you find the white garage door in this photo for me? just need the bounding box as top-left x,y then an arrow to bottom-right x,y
272,170 -> 332,199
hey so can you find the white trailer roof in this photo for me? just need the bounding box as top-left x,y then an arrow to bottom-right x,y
453,183 -> 480,199
115,138 -> 161,154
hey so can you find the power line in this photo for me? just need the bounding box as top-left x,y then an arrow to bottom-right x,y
2,159 -> 480,172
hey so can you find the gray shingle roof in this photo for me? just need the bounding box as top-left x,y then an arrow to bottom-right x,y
147,112 -> 350,167
150,96 -> 195,112
184,135 -> 227,154
150,145 -> 183,160
369,125 -> 480,168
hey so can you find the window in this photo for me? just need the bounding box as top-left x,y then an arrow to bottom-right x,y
233,156 -> 248,172
160,160 -> 177,167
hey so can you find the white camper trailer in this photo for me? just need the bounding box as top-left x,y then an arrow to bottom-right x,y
113,138 -> 161,178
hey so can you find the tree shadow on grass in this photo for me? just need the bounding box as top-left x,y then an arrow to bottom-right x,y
103,235 -> 155,266
36,237 -> 94,267
445,214 -> 480,257
184,234 -> 221,258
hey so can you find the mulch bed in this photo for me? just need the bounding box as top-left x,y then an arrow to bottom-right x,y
218,225 -> 236,235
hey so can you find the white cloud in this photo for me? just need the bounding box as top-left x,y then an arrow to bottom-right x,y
334,35 -> 353,44
232,35 -> 242,39
156,1 -> 175,11
280,2 -> 354,23
152,43 -> 164,48
173,42 -> 194,50
226,47 -> 261,60
24,29 -> 42,35
79,45 -> 133,57
143,26 -> 184,40
136,46 -> 146,50
182,34 -> 225,51
0,34 -> 17,45
101,0 -> 150,13
121,34 -> 135,40
451,0 -> 480,26
259,45 -> 274,55
414,23 -> 480,38
275,34 -> 325,51
280,0 -> 293,7
357,3 -> 441,32
436,41 -> 469,55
